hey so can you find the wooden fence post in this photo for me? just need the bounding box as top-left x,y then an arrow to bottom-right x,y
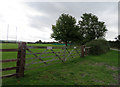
81,45 -> 85,57
16,42 -> 26,78
85,47 -> 87,56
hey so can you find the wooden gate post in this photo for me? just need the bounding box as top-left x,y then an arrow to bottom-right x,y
16,42 -> 26,78
81,45 -> 85,57
85,47 -> 87,56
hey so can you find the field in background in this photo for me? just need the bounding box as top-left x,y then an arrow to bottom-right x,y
1,43 -> 63,49
1,43 -> 119,85
1,43 -> 79,77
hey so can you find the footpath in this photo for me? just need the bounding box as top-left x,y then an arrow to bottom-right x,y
110,48 -> 120,51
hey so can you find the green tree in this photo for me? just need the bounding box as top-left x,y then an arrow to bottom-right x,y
51,13 -> 78,46
78,13 -> 107,44
115,35 -> 120,48
35,40 -> 42,43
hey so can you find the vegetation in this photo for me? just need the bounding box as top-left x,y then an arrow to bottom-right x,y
35,40 -> 42,44
109,35 -> 120,49
114,35 -> 120,49
115,35 -> 120,41
78,13 -> 107,44
0,13 -> 117,85
2,49 -> 118,85
1,43 -> 78,77
51,13 -> 78,46
86,39 -> 110,55
51,13 -> 107,46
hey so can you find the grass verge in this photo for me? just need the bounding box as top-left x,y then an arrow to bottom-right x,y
2,50 -> 118,85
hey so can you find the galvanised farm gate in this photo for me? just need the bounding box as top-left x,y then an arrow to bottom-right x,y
0,42 -> 90,79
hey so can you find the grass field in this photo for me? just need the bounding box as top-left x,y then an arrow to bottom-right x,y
1,43 -> 70,75
1,43 -> 119,85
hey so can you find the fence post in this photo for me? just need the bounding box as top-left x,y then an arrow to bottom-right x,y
16,42 -> 26,78
81,45 -> 85,57
85,47 -> 87,56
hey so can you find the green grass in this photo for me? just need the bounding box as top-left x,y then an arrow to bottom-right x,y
1,43 -> 63,49
1,43 -> 119,85
1,43 -> 77,75
1,43 -> 68,75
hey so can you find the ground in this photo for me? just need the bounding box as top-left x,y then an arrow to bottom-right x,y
1,43 -> 118,85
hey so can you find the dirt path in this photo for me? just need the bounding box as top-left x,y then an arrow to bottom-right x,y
110,48 -> 120,51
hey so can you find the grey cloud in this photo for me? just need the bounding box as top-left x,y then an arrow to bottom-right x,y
106,31 -> 118,40
29,15 -> 51,28
26,2 -> 117,23
26,2 -> 117,17
25,2 -> 118,41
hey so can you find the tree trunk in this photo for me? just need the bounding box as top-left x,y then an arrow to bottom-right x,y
65,41 -> 68,46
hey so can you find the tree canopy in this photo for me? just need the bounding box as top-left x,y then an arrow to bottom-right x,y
51,13 -> 78,46
78,13 -> 107,44
51,13 -> 107,46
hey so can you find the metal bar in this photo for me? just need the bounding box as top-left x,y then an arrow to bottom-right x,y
75,49 -> 81,57
26,46 -> 63,49
66,48 -> 74,58
65,49 -> 74,59
27,49 -> 48,65
25,59 -> 59,66
26,55 -> 58,60
26,46 -> 47,49
26,48 -> 47,64
26,51 -> 64,55
51,49 -> 64,63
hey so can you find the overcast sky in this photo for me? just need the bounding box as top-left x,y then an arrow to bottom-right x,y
0,0 -> 119,42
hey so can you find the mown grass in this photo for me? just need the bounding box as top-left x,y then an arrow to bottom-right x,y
1,43 -> 119,85
1,43 -> 78,75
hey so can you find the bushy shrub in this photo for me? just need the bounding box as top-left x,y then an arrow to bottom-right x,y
86,39 -> 110,55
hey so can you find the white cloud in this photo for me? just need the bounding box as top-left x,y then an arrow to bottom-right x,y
0,1 -> 118,42
0,0 -> 53,42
